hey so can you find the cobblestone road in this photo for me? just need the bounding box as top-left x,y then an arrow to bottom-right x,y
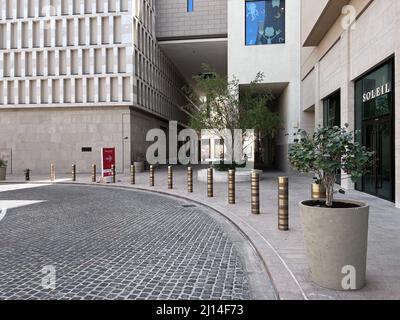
0,184 -> 254,300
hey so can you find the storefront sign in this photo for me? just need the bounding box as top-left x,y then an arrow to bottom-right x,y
101,147 -> 115,182
362,82 -> 391,103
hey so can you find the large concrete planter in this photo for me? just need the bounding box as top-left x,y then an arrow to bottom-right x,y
0,166 -> 6,181
300,200 -> 369,290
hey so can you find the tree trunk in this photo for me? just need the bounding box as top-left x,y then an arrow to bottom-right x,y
325,175 -> 335,207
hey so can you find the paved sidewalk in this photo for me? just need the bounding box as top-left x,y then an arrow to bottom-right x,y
3,166 -> 400,300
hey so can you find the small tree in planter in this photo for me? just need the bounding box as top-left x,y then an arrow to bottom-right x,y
288,125 -> 374,290
289,125 -> 373,207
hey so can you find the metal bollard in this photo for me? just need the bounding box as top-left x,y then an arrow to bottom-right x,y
130,164 -> 135,185
111,164 -> 116,183
251,170 -> 260,215
168,166 -> 173,189
187,167 -> 193,193
71,164 -> 76,182
278,177 -> 289,231
228,169 -> 235,204
24,169 -> 30,182
50,164 -> 55,181
207,167 -> 213,197
91,164 -> 97,183
149,165 -> 154,186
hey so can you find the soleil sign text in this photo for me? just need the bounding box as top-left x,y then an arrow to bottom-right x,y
363,82 -> 391,103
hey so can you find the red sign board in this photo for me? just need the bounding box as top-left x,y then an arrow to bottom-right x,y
101,148 -> 116,180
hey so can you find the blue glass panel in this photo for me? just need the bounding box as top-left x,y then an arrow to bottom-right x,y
187,0 -> 194,12
245,0 -> 286,46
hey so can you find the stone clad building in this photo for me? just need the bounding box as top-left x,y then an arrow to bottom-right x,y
300,0 -> 400,206
0,0 -> 190,174
1,0 -> 400,207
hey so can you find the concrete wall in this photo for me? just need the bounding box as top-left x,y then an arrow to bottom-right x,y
155,0 -> 227,39
228,0 -> 302,172
0,106 -> 170,175
0,107 -> 130,174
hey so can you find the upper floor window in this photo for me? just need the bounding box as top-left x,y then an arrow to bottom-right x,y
187,0 -> 194,12
245,0 -> 286,46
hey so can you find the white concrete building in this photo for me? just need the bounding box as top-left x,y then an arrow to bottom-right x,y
0,0 -> 191,174
156,0 -> 301,172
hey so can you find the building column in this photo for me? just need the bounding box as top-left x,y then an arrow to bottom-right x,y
314,62 -> 323,127
395,50 -> 400,208
341,28 -> 355,190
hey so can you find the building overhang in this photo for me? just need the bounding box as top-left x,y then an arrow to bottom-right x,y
303,0 -> 350,47
158,38 -> 227,93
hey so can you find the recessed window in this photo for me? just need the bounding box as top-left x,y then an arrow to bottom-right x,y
187,0 -> 194,12
245,0 -> 286,46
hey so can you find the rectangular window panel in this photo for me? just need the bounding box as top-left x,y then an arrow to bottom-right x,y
187,0 -> 194,12
245,0 -> 285,46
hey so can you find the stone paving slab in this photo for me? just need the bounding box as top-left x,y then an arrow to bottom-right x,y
0,184 -> 275,300
3,166 -> 400,300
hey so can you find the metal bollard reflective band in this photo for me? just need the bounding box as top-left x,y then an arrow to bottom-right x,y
187,167 -> 193,193
207,167 -> 213,198
111,164 -> 116,183
278,176 -> 289,231
91,164 -> 97,183
228,169 -> 235,204
149,165 -> 154,187
130,164 -> 135,185
71,164 -> 76,182
24,169 -> 30,182
168,166 -> 173,189
251,170 -> 260,215
50,164 -> 55,181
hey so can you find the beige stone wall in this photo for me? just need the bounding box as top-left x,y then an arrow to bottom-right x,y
0,106 -> 133,175
300,0 -> 400,205
155,0 -> 227,39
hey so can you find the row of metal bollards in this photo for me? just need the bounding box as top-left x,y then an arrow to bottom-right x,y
56,163 -> 289,231
146,166 -> 289,231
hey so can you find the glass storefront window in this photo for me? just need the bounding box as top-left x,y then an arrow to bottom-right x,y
357,63 -> 392,120
323,90 -> 341,127
355,60 -> 394,202
245,0 -> 286,46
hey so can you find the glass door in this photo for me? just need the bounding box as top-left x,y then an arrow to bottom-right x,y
362,116 -> 393,201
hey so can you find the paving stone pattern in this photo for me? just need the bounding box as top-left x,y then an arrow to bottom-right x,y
0,185 -> 250,300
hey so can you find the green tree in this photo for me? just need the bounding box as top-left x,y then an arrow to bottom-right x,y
185,65 -> 281,162
288,125 -> 374,207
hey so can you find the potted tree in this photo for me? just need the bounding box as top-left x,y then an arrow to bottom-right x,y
0,158 -> 7,181
289,125 -> 373,290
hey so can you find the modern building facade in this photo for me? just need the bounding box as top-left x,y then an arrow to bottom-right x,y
156,0 -> 301,172
1,0 -> 398,207
0,0 -> 190,174
300,0 -> 400,207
